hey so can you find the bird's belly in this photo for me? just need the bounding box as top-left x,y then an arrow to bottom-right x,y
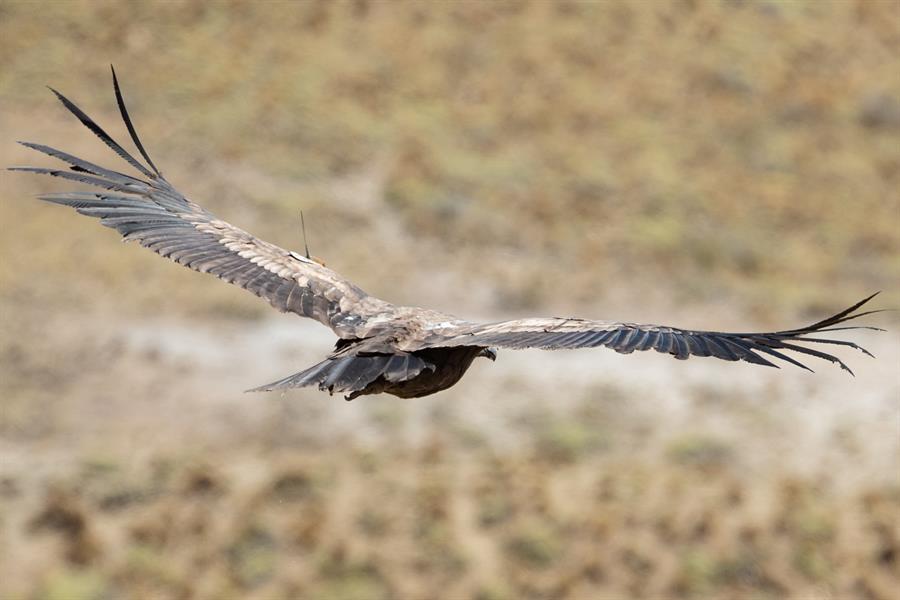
385,365 -> 467,398
383,347 -> 482,399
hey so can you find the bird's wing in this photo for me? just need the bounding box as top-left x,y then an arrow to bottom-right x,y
414,294 -> 884,374
10,68 -> 395,338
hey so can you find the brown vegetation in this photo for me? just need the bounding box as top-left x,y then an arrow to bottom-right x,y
1,1 -> 898,598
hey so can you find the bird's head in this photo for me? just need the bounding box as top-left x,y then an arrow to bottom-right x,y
478,347 -> 498,361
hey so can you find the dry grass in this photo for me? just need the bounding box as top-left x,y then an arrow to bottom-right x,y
1,1 -> 899,598
2,400 -> 898,600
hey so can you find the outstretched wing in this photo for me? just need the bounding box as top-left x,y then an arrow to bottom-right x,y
415,294 -> 883,374
10,67 -> 394,338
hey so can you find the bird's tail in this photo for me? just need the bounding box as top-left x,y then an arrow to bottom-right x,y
246,353 -> 434,395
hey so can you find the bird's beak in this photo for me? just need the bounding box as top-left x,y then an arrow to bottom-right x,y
480,347 -> 497,361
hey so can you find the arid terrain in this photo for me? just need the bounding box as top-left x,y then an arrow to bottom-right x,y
1,2 -> 898,599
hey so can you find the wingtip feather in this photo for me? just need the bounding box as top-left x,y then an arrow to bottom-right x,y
110,65 -> 162,177
44,79 -> 156,179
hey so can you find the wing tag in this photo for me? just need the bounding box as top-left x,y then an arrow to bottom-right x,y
289,250 -> 313,264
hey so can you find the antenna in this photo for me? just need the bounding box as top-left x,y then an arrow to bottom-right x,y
300,210 -> 311,259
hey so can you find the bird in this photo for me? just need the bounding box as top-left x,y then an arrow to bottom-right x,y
11,68 -> 885,400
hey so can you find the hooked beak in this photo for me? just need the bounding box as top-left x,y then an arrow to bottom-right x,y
479,347 -> 497,361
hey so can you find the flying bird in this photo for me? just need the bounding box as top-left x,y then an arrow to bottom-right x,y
11,69 -> 884,400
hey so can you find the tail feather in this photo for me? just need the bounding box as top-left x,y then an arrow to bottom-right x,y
384,354 -> 417,382
246,352 -> 433,394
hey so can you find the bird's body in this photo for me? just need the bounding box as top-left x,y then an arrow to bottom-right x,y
11,69 -> 884,399
272,344 -> 489,400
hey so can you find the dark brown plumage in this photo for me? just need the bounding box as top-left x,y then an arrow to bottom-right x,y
11,69 -> 885,399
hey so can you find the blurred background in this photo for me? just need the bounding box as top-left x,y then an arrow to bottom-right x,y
1,1 -> 898,598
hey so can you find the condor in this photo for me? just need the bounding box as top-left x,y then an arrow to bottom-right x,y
11,68 -> 884,399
